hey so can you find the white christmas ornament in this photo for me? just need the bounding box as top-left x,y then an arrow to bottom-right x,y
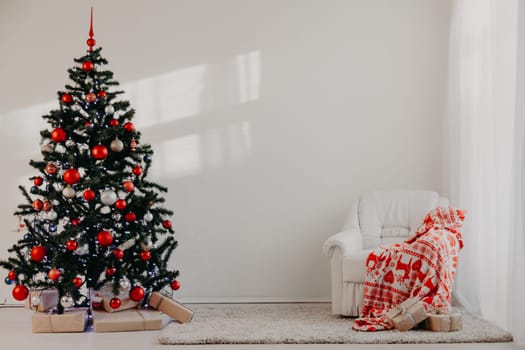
62,186 -> 76,199
55,144 -> 66,154
100,190 -> 117,205
100,206 -> 111,214
110,138 -> 124,152
144,212 -> 154,222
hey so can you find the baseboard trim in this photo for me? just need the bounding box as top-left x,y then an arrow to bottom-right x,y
176,296 -> 332,304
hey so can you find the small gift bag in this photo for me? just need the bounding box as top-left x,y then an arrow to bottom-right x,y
385,298 -> 428,331
425,310 -> 463,332
149,292 -> 194,324
25,289 -> 59,312
32,308 -> 88,333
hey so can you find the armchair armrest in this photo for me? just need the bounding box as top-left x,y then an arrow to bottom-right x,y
322,228 -> 363,257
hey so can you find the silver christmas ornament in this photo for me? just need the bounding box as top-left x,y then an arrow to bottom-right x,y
47,210 -> 58,221
31,295 -> 41,307
76,244 -> 89,255
41,144 -> 53,154
110,138 -> 124,152
100,190 -> 117,205
62,186 -> 76,199
144,212 -> 154,222
60,295 -> 74,308
100,206 -> 111,214
105,105 -> 115,115
55,144 -> 66,154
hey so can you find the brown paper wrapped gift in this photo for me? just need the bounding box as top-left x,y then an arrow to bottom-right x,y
385,298 -> 428,331
92,309 -> 162,332
425,310 -> 463,331
25,289 -> 59,312
149,292 -> 193,324
32,308 -> 88,333
91,284 -> 139,313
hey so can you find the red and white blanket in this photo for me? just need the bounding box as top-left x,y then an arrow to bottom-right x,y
352,207 -> 466,331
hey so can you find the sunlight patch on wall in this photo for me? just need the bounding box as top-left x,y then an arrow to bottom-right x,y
150,134 -> 202,178
122,64 -> 209,128
236,51 -> 261,103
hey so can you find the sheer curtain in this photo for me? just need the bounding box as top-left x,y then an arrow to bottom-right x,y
448,0 -> 525,341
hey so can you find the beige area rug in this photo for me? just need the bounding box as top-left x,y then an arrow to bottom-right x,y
158,303 -> 513,345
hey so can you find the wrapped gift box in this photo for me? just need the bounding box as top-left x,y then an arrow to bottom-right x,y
425,310 -> 463,331
92,308 -> 162,332
25,289 -> 59,312
32,308 -> 88,333
149,292 -> 193,324
385,298 -> 428,331
91,284 -> 139,313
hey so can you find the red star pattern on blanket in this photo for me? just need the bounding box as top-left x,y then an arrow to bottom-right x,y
352,207 -> 466,331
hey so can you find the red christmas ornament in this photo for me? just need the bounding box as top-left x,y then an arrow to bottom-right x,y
12,285 -> 29,301
114,199 -> 127,211
66,240 -> 78,251
48,268 -> 61,281
61,93 -> 73,104
106,267 -> 116,277
97,90 -> 107,98
109,119 -> 119,127
33,177 -> 43,186
162,220 -> 172,229
113,248 -> 124,260
139,250 -> 151,261
97,230 -> 113,246
85,93 -> 97,103
91,144 -> 108,160
45,163 -> 57,175
109,297 -> 121,309
32,199 -> 43,211
7,270 -> 16,280
129,286 -> 145,302
132,165 -> 142,176
123,122 -> 135,132
86,38 -> 96,49
92,301 -> 102,310
63,168 -> 81,185
72,277 -> 83,288
51,127 -> 67,142
83,189 -> 96,201
170,280 -> 181,291
31,245 -> 46,262
123,181 -> 134,192
43,200 -> 52,212
82,60 -> 94,71
125,212 -> 136,222
71,218 -> 81,226
85,121 -> 93,128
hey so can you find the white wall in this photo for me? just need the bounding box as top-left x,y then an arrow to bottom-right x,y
0,0 -> 450,303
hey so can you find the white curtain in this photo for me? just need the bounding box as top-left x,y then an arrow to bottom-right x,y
448,0 -> 525,341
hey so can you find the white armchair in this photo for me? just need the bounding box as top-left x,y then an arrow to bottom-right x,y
323,190 -> 449,316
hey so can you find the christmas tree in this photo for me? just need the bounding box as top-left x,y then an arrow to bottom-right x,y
1,10 -> 180,314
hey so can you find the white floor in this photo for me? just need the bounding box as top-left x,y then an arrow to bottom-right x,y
1,306 -> 523,350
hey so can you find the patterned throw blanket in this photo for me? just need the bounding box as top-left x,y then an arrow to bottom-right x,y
352,207 -> 466,331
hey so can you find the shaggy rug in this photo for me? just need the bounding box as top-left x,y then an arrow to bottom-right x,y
158,303 -> 513,345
